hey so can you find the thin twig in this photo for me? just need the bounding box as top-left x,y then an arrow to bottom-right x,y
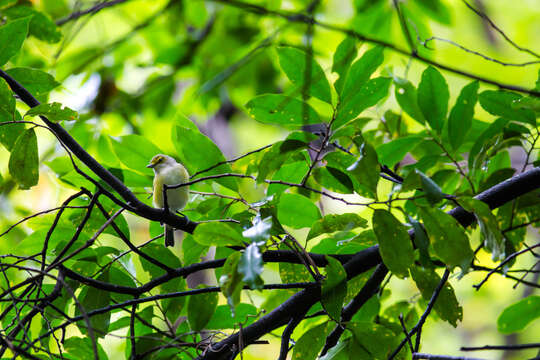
413,354 -> 486,360
461,343 -> 540,351
389,269 -> 451,359
461,0 -> 540,59
208,0 -> 540,96
56,0 -> 130,26
473,243 -> 540,290
422,36 -> 540,67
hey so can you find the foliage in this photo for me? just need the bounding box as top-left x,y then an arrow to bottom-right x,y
0,0 -> 539,359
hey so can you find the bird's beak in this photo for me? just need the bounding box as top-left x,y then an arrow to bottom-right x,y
146,163 -> 155,168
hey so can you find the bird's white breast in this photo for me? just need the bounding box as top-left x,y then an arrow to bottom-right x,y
153,164 -> 189,212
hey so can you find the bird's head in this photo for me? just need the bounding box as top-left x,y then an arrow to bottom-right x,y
147,154 -> 178,172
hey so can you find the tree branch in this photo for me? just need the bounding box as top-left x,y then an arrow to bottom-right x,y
0,69 -> 198,234
198,166 -> 540,359
56,0 -> 130,26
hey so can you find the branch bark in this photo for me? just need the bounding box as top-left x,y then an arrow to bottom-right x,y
198,166 -> 540,359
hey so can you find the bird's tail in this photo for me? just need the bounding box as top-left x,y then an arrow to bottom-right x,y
165,224 -> 175,247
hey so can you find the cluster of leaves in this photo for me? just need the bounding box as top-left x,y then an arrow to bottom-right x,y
0,0 -> 539,359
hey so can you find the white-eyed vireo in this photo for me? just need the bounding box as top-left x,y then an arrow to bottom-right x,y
147,154 -> 189,246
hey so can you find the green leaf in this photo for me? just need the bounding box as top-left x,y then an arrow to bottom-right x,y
512,95 -> 540,113
497,295 -> 540,334
183,234 -> 207,266
76,271 -> 111,337
347,141 -> 379,198
246,94 -> 320,127
447,81 -> 479,150
307,213 -> 368,240
64,337 -> 108,360
187,287 -> 218,331
292,322 -> 332,360
417,66 -> 449,133
418,207 -> 473,271
341,46 -> 384,101
110,134 -> 161,176
0,0 -> 17,9
458,197 -> 505,261
0,120 -> 25,151
313,166 -> 355,194
479,90 -> 535,125
334,77 -> 391,129
107,266 -> 136,303
468,118 -> 509,171
25,102 -> 78,121
382,109 -> 406,136
352,1 -> 392,39
319,339 -> 349,360
350,295 -> 380,324
416,170 -> 445,205
322,257 -> 348,321
6,68 -> 59,101
414,0 -> 451,24
140,245 -> 186,323
372,209 -> 414,278
193,222 -> 245,247
268,160 -> 309,196
409,216 -> 432,267
206,303 -> 257,329
376,136 -> 421,168
238,243 -> 264,289
279,262 -> 312,285
257,141 -> 292,182
109,317 -> 130,332
411,266 -> 463,327
140,243 -> 182,279
242,216 -> 272,244
381,301 -> 418,334
219,252 -> 244,315
3,5 -> 61,43
0,17 -> 30,66
173,125 -> 237,191
277,193 -> 321,229
348,322 -> 399,359
0,77 -> 15,122
332,36 -> 357,94
277,47 -> 332,103
394,78 -> 425,124
479,168 -> 515,192
8,128 -> 39,189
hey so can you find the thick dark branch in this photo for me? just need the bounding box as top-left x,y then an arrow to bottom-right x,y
26,283 -> 316,349
449,167 -> 540,224
320,264 -> 388,355
278,315 -> 305,360
0,69 -> 197,234
199,167 -> 540,359
197,246 -> 382,360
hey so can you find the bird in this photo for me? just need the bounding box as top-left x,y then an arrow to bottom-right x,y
147,154 -> 189,247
